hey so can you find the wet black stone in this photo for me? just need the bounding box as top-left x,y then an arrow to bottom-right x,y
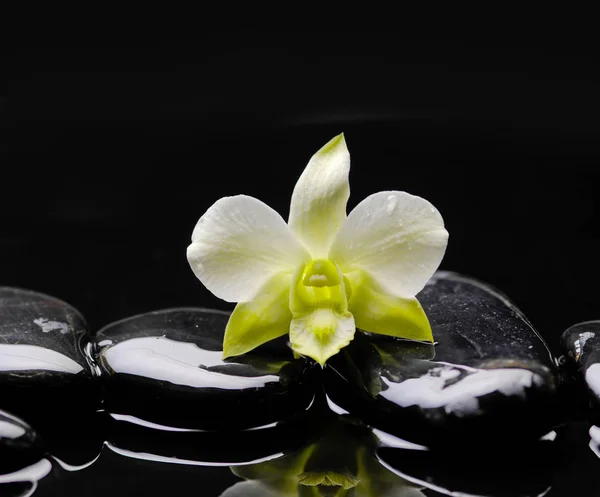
559,321 -> 600,428
0,408 -> 45,476
0,287 -> 98,421
561,321 -> 600,405
325,271 -> 560,446
94,307 -> 318,430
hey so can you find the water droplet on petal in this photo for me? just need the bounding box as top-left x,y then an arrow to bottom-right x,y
386,195 -> 398,215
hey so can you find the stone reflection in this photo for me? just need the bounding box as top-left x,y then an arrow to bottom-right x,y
219,416 -> 424,497
378,436 -> 556,497
0,409 -> 51,497
104,410 -> 313,467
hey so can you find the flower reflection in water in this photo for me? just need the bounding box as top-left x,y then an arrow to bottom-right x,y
220,417 -> 424,497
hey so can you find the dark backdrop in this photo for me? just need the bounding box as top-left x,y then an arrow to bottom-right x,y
2,35 -> 599,355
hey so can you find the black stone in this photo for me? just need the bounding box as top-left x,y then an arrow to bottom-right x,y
325,271 -> 560,446
0,287 -> 99,422
93,307 -> 318,430
561,321 -> 600,407
0,409 -> 45,475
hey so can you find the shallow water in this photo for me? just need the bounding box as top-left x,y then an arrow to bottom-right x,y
3,402 -> 600,497
0,279 -> 597,496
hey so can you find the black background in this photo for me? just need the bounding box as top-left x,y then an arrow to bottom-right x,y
2,34 -> 599,355
2,34 -> 600,497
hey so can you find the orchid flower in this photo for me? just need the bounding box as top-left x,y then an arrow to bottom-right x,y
187,134 -> 448,364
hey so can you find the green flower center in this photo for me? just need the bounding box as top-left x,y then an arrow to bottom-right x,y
292,259 -> 351,315
302,259 -> 341,287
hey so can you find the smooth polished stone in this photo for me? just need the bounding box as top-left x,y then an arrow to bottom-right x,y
325,271 -> 560,446
561,321 -> 600,406
0,287 -> 91,375
0,287 -> 98,420
94,308 -> 318,430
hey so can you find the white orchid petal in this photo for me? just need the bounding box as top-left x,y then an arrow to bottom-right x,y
288,134 -> 350,258
187,195 -> 309,303
330,191 -> 448,299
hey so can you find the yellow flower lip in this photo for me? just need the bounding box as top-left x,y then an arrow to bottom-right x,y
302,259 -> 341,287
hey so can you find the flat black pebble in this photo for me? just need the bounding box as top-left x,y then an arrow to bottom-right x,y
325,271 -> 560,446
561,321 -> 600,406
0,287 -> 98,421
94,307 -> 317,430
